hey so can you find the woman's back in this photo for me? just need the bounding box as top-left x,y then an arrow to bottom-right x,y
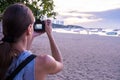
5,51 -> 35,80
0,3 -> 63,80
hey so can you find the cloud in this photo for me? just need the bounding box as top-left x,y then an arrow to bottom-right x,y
64,17 -> 102,25
59,12 -> 94,17
56,8 -> 120,29
54,0 -> 120,29
92,8 -> 120,20
77,8 -> 120,28
57,11 -> 103,25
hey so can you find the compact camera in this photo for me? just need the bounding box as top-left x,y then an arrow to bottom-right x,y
33,19 -> 45,32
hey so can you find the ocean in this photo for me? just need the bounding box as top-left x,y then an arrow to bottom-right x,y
53,28 -> 120,37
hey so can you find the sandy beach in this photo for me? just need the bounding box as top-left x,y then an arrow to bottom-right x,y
0,31 -> 120,80
30,32 -> 120,80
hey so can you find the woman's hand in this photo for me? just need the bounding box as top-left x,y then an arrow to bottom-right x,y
33,31 -> 45,38
33,19 -> 52,38
45,19 -> 52,35
33,20 -> 52,38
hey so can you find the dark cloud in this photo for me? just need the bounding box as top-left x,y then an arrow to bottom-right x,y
76,9 -> 120,28
90,8 -> 120,21
68,10 -> 81,13
67,8 -> 120,20
59,14 -> 83,19
67,10 -> 100,19
91,8 -> 120,28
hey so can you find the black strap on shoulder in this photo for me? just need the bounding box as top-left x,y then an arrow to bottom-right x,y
5,54 -> 36,80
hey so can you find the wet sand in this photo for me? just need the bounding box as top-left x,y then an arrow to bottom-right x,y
31,32 -> 120,80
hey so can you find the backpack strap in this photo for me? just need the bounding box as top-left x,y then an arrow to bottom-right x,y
5,54 -> 36,80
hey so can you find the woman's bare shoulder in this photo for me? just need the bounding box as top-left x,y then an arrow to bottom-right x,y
35,54 -> 63,74
35,54 -> 55,67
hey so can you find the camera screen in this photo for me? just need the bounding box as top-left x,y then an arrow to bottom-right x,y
35,24 -> 42,29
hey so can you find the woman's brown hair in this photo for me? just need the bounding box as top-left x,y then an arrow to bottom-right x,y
0,3 -> 34,79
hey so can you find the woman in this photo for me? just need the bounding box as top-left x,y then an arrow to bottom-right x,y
0,3 -> 63,80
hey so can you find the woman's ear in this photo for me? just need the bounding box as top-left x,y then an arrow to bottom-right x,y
26,24 -> 33,35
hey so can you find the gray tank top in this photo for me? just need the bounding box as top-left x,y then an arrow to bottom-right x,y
6,50 -> 35,80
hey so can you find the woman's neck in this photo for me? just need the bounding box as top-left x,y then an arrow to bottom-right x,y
12,38 -> 27,53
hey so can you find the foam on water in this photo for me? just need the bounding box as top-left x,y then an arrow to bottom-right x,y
53,28 -> 120,37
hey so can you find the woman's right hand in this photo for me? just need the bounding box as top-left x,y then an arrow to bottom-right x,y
45,19 -> 52,35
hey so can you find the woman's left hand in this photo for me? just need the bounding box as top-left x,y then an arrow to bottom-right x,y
33,31 -> 45,38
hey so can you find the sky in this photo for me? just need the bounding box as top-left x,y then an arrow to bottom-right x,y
53,0 -> 120,29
